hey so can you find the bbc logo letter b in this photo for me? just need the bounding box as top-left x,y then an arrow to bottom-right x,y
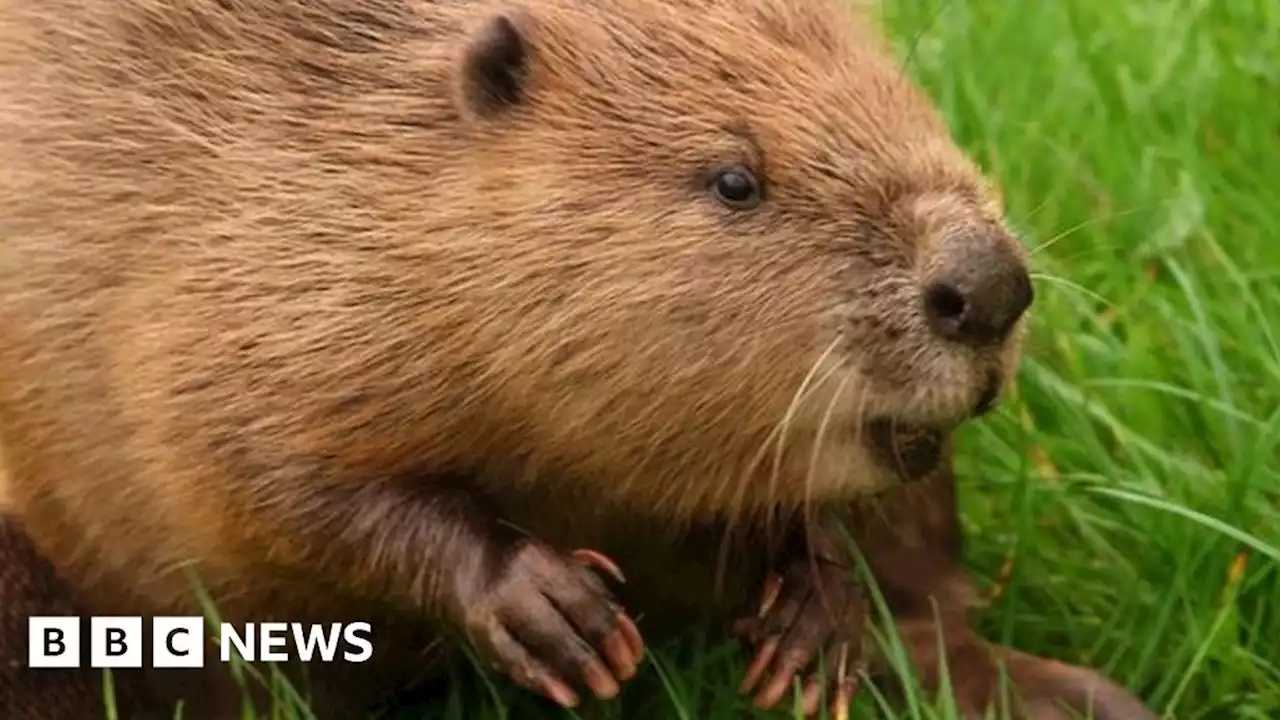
90,616 -> 143,668
28,616 -> 81,668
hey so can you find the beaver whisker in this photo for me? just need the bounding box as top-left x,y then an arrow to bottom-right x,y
803,365 -> 858,528
728,338 -> 839,523
761,337 -> 843,518
1030,204 -> 1154,256
841,361 -> 876,517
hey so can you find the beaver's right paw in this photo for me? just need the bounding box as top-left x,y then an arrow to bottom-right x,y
733,558 -> 866,719
462,543 -> 645,709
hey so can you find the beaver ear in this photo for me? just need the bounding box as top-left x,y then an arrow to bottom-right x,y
455,10 -> 534,119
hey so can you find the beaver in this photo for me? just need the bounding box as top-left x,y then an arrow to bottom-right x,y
0,0 -> 1155,717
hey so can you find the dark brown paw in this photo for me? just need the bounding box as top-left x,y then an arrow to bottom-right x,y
732,557 -> 865,718
462,543 -> 644,709
886,621 -> 1157,720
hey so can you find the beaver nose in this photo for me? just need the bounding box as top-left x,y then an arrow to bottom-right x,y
923,233 -> 1033,346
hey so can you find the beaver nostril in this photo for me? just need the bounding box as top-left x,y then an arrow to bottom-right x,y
924,281 -> 966,321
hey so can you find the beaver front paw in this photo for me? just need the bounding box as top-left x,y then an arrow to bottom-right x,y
732,556 -> 866,718
461,543 -> 644,709
886,620 -> 1157,720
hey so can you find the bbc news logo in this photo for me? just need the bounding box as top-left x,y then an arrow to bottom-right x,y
28,616 -> 373,668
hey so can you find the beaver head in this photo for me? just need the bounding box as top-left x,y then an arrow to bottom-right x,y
434,0 -> 1031,515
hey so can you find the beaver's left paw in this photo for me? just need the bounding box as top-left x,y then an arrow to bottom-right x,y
732,557 -> 866,718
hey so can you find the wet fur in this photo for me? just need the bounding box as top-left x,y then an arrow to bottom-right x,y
0,0 -> 1147,717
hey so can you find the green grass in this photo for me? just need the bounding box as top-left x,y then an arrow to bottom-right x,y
107,0 -> 1280,717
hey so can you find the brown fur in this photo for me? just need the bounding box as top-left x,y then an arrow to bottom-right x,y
0,0 -> 1151,717
0,513 -> 162,719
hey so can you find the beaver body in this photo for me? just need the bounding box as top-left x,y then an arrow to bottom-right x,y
0,0 -> 1152,717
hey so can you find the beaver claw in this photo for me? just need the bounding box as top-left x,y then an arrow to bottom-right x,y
732,565 -> 1157,720
733,558 -> 865,719
462,542 -> 644,708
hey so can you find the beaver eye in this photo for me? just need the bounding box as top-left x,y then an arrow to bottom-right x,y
710,167 -> 762,209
